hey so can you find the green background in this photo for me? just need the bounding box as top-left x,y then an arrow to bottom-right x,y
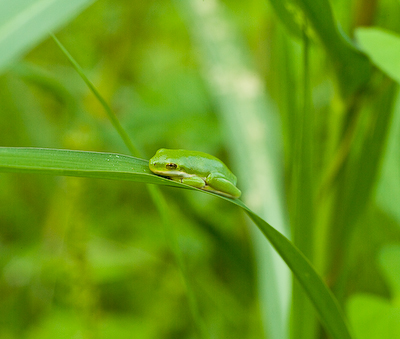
1,0 -> 400,338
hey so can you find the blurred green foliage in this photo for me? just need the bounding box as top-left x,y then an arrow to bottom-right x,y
0,1 -> 256,338
1,0 -> 400,338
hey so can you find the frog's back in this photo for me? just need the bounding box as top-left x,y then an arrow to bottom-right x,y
159,149 -> 237,184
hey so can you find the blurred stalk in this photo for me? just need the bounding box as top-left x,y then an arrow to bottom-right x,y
267,0 -> 372,98
352,0 -> 377,29
174,1 -> 290,338
62,178 -> 98,339
376,89 -> 400,223
40,145 -> 99,338
146,185 -> 209,339
295,0 -> 372,98
289,26 -> 317,339
327,81 -> 397,299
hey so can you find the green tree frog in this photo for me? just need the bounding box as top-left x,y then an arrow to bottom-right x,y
149,149 -> 241,199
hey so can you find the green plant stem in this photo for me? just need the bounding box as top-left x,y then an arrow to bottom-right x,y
290,25 -> 317,339
50,33 -> 140,157
147,185 -> 209,339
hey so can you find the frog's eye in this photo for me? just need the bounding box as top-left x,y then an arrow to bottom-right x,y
166,163 -> 177,169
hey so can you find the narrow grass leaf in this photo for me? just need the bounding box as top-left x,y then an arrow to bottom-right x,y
290,31 -> 318,339
0,147 -> 176,187
328,84 -> 397,292
276,0 -> 372,96
50,34 -> 141,157
0,0 -> 94,73
267,0 -> 302,38
235,201 -> 352,339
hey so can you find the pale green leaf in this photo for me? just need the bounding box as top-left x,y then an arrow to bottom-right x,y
0,0 -> 94,73
379,245 -> 400,302
347,245 -> 400,339
347,295 -> 400,339
356,28 -> 400,84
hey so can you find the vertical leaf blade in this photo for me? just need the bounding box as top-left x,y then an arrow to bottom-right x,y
297,0 -> 372,96
267,0 -> 372,96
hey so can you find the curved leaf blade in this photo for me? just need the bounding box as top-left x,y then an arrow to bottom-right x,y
0,146 -> 352,339
235,201 -> 352,339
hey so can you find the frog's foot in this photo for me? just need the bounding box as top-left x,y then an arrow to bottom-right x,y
206,173 -> 241,199
179,176 -> 206,188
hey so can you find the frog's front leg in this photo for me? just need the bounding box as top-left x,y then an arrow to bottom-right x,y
206,173 -> 241,198
171,176 -> 206,188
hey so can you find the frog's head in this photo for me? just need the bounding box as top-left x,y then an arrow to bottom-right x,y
149,148 -> 183,175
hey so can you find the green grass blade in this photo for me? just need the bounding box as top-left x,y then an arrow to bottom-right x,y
0,0 -> 94,74
0,147 -> 174,187
267,0 -> 371,96
290,30 -> 318,339
235,202 -> 352,339
355,28 -> 400,84
322,85 -> 398,310
267,0 -> 302,38
355,29 -> 400,224
0,146 -> 353,339
297,0 -> 371,96
50,34 -> 141,157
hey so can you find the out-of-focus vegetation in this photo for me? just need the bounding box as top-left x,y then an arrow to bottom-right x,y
0,0 -> 400,339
